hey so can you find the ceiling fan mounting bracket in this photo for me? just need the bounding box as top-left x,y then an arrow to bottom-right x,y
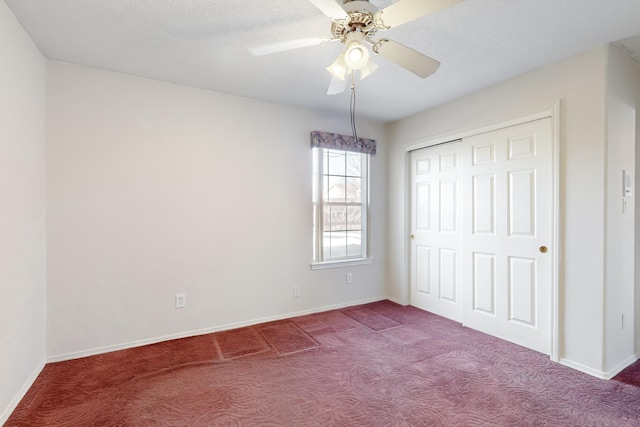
371,39 -> 388,54
373,11 -> 390,30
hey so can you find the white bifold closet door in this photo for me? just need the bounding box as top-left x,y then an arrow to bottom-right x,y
410,141 -> 464,321
410,118 -> 552,355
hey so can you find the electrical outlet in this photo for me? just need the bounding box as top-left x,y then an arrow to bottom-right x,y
346,273 -> 353,284
293,287 -> 300,298
175,293 -> 186,308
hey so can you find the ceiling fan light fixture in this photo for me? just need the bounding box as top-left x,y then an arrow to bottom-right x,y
347,46 -> 364,63
343,32 -> 370,70
326,52 -> 347,80
359,59 -> 379,80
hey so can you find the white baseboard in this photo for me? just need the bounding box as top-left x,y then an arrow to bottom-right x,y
386,295 -> 407,306
559,354 -> 638,380
47,296 -> 389,363
1,358 -> 45,425
603,354 -> 638,380
559,358 -> 607,379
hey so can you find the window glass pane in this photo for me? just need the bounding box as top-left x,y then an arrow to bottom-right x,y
324,205 -> 346,231
322,148 -> 329,175
346,177 -> 361,203
312,148 -> 319,202
346,206 -> 361,231
327,150 -> 346,176
346,152 -> 362,177
323,175 -> 328,202
322,232 -> 329,255
313,206 -> 317,260
326,231 -> 347,258
346,231 -> 362,257
322,205 -> 330,231
326,176 -> 346,202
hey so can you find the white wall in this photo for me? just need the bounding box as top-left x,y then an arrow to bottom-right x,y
386,46 -> 611,375
0,1 -> 47,422
45,62 -> 388,359
604,46 -> 639,374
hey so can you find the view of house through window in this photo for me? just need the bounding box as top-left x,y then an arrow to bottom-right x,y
313,148 -> 368,262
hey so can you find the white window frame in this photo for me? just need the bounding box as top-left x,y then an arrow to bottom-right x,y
312,147 -> 371,269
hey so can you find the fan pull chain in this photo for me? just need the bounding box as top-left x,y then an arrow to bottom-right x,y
350,71 -> 358,144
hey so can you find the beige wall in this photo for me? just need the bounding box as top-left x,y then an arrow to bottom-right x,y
45,62 -> 388,359
604,46 -> 639,374
385,46 -> 624,376
0,1 -> 47,422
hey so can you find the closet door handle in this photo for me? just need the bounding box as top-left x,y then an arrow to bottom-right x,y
539,246 -> 548,253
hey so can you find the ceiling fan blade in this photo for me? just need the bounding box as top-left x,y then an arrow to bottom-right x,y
372,39 -> 440,78
327,74 -> 348,95
307,0 -> 349,20
376,0 -> 463,29
250,37 -> 331,56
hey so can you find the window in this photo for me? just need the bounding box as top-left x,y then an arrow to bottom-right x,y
312,147 -> 369,264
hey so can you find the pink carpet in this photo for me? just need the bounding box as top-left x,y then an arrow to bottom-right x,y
6,301 -> 640,426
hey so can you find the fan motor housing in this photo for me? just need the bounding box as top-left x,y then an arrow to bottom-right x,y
332,1 -> 378,41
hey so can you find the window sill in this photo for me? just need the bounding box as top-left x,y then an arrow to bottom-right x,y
310,258 -> 373,270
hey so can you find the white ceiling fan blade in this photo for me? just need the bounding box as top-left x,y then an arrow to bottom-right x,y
250,37 -> 331,56
373,39 -> 440,78
307,0 -> 349,20
376,0 -> 464,29
327,74 -> 348,95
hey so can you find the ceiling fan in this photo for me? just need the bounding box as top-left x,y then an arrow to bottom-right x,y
250,0 -> 463,94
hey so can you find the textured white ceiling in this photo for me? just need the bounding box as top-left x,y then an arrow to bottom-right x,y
5,0 -> 640,122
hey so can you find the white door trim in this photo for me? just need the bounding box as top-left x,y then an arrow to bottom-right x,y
404,103 -> 561,362
550,101 -> 561,363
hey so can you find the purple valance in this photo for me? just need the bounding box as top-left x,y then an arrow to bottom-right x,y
310,131 -> 376,156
